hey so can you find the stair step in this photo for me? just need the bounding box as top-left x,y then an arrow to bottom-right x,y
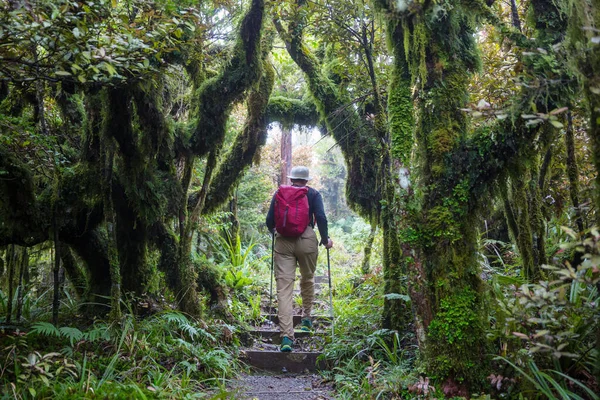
243,350 -> 325,373
251,329 -> 327,343
263,315 -> 331,325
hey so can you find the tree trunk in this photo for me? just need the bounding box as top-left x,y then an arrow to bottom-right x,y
565,111 -> 584,233
361,221 -> 377,275
280,126 -> 292,185
15,246 -> 28,321
5,245 -> 16,323
53,215 -> 61,326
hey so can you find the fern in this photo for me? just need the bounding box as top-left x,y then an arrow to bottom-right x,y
59,327 -> 84,347
157,312 -> 216,342
29,322 -> 61,338
84,323 -> 111,342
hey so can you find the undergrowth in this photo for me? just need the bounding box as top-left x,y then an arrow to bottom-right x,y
0,311 -> 239,399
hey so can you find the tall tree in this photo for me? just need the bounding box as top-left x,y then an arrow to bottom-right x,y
376,0 -> 573,392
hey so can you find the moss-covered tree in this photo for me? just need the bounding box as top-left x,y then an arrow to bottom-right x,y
374,0 -> 575,392
0,0 -> 273,317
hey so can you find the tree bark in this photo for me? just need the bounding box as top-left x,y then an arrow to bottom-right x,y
280,126 -> 292,186
361,221 -> 377,275
565,111 -> 584,233
15,246 -> 28,321
5,245 -> 16,323
53,214 -> 61,326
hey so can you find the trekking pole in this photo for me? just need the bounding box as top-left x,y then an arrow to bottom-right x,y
327,247 -> 334,340
268,231 -> 275,325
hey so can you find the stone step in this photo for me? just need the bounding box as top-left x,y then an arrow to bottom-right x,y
251,329 -> 327,343
263,314 -> 331,325
242,350 -> 326,373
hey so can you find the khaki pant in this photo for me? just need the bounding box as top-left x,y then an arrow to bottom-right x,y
274,226 -> 318,338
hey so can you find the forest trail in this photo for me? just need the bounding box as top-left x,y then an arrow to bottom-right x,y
229,275 -> 336,399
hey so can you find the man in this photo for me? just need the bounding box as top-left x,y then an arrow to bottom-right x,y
266,166 -> 334,352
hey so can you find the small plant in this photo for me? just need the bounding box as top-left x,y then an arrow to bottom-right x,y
489,226 -> 600,397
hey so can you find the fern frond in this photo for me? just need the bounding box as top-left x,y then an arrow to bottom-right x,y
59,327 -> 84,346
29,322 -> 61,338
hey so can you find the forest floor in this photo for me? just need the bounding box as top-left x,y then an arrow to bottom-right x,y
230,372 -> 335,399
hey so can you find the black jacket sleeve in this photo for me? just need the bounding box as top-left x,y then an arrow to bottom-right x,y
309,188 -> 329,245
265,194 -> 276,233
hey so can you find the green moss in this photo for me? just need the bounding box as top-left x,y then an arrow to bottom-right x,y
426,287 -> 488,385
266,96 -> 318,128
387,52 -> 414,164
203,59 -> 275,215
190,0 -> 265,157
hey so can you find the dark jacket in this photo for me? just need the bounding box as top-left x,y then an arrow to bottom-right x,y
266,186 -> 329,245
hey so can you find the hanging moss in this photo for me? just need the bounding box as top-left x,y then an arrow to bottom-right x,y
265,95 -> 319,128
203,60 -> 275,215
276,9 -> 383,222
0,148 -> 48,246
190,0 -> 265,157
387,19 -> 414,165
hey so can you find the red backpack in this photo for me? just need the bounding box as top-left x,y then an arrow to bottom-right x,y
274,185 -> 310,237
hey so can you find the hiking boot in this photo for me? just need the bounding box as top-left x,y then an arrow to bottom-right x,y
280,336 -> 293,352
300,318 -> 313,332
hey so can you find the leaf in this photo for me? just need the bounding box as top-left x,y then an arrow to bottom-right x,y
549,107 -> 568,115
384,293 -> 411,302
512,331 -> 529,339
549,120 -> 563,128
55,70 -> 72,76
104,63 -> 117,76
533,330 -> 550,338
476,99 -> 490,109
560,226 -> 577,239
30,322 -> 61,337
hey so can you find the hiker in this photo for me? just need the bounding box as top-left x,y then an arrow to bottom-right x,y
266,166 -> 334,352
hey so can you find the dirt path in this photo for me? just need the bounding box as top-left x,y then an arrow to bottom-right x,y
230,373 -> 335,400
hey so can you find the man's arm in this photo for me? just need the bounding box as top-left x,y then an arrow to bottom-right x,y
312,191 -> 329,246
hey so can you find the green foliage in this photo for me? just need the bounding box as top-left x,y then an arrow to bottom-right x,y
1,310 -> 239,399
428,289 -> 479,346
485,226 -> 600,397
0,0 -> 201,84
496,357 -> 599,400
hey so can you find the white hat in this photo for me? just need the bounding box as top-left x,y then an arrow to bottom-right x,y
288,166 -> 312,180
